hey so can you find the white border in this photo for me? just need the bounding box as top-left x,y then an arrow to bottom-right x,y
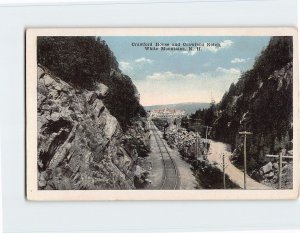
26,27 -> 299,201
0,0 -> 280,6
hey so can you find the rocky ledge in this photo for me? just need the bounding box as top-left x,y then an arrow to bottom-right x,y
37,65 -> 150,190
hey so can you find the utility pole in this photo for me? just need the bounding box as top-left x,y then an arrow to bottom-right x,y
239,131 -> 252,189
219,153 -> 229,189
203,125 -> 212,155
266,149 -> 293,189
191,119 -> 201,160
188,119 -> 212,159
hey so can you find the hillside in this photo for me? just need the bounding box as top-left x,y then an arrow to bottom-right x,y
190,37 -> 293,178
36,37 -> 150,190
37,36 -> 146,129
144,102 -> 210,115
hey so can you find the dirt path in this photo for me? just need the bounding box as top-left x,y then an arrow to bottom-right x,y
146,122 -> 197,190
207,140 -> 272,190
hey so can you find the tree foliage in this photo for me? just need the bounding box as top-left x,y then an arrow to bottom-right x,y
187,36 -> 293,171
37,36 -> 146,129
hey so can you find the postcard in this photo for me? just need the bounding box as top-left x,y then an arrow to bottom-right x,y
26,28 -> 298,200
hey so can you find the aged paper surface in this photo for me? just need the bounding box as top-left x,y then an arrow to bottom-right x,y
26,28 -> 299,200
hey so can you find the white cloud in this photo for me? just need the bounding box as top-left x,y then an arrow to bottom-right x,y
138,69 -> 241,105
119,58 -> 154,74
221,40 -> 234,48
147,72 -> 172,80
135,57 -> 154,64
216,67 -> 241,75
181,50 -> 198,56
147,71 -> 206,81
119,61 -> 132,71
147,67 -> 240,82
203,40 -> 234,53
231,58 -> 247,63
176,39 -> 234,56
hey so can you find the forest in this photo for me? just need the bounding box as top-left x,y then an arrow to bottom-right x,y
187,36 -> 293,172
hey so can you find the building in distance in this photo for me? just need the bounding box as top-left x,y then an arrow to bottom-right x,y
149,108 -> 186,119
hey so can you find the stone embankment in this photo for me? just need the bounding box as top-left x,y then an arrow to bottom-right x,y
163,127 -> 206,160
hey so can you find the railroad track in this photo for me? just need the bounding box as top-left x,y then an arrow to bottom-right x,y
150,121 -> 180,190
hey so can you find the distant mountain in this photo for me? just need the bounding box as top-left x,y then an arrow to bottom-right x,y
144,102 -> 211,115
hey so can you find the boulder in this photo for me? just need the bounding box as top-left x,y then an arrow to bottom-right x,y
265,171 -> 274,179
272,162 -> 279,170
261,162 -> 273,174
103,114 -> 119,139
96,83 -> 108,98
44,74 -> 54,87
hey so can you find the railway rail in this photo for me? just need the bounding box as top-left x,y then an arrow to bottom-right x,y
150,121 -> 180,190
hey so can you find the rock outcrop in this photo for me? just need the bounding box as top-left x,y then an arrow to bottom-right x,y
37,65 -> 150,190
163,127 -> 207,160
250,151 -> 293,189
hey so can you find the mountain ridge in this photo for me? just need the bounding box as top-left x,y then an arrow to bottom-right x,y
144,102 -> 211,115
188,36 -> 293,183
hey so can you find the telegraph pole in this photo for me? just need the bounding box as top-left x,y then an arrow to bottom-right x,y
195,134 -> 198,159
188,119 -> 212,158
220,153 -> 228,189
239,131 -> 252,189
196,132 -> 199,159
203,125 -> 212,155
219,153 -> 228,189
191,119 -> 201,159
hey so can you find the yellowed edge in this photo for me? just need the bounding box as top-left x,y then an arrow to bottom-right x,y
26,27 -> 299,201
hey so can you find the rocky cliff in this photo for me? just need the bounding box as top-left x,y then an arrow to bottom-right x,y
36,37 -> 150,190
216,37 -> 293,169
37,36 -> 146,129
189,37 -> 293,186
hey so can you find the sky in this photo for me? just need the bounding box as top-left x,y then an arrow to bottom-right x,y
103,36 -> 271,106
